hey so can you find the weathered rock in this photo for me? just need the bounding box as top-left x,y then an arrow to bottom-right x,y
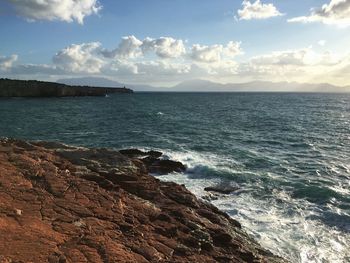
147,150 -> 163,158
119,149 -> 186,175
148,159 -> 186,174
204,184 -> 240,195
119,149 -> 146,157
0,138 -> 288,263
119,149 -> 162,159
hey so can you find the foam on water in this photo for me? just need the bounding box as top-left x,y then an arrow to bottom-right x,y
157,150 -> 350,263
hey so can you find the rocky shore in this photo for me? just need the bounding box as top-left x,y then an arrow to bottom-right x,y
0,79 -> 133,97
0,139 -> 287,262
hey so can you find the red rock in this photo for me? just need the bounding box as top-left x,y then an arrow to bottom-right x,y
0,139 -> 288,263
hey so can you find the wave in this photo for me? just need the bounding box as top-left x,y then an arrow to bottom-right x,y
154,149 -> 350,263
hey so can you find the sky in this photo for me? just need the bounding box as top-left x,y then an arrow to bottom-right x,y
1,0 -> 350,87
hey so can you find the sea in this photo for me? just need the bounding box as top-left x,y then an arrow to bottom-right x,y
0,92 -> 349,263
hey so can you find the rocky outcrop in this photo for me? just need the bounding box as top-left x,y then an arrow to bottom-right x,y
0,139 -> 287,263
204,185 -> 240,195
0,78 -> 133,97
119,149 -> 186,175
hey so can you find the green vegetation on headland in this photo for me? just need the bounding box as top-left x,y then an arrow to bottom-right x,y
0,78 -> 133,97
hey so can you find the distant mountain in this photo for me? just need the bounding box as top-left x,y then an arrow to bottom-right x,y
57,77 -> 349,93
172,79 -> 224,91
173,79 -> 349,93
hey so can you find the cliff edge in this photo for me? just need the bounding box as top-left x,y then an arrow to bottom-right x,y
0,139 -> 287,262
0,79 -> 133,97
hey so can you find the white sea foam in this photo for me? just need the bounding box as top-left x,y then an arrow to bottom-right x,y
157,150 -> 350,263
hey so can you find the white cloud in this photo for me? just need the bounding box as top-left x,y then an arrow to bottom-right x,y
328,55 -> 350,82
224,41 -> 243,57
250,49 -> 310,66
250,47 -> 340,67
6,37 -> 350,87
101,36 -> 143,59
239,47 -> 343,84
318,40 -> 326,46
0,54 -> 18,71
141,37 -> 186,58
6,0 -> 101,24
288,0 -> 350,27
237,0 -> 283,20
49,37 -> 189,75
12,37 -> 349,87
102,36 -> 186,59
107,59 -> 139,75
190,44 -> 223,63
190,42 -> 242,63
137,60 -> 191,75
5,37 -> 243,84
5,42 -> 350,87
53,42 -> 105,73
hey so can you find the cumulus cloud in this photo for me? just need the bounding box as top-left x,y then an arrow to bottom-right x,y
190,42 -> 242,63
101,36 -> 143,59
0,54 -> 18,71
250,48 -> 340,67
6,0 -> 101,24
137,60 -> 191,75
288,0 -> 350,27
53,42 -> 105,73
51,38 -> 240,77
107,59 -> 139,75
5,41 -> 350,87
190,44 -> 223,63
50,37 -> 189,75
141,37 -> 186,58
4,36 -> 245,85
239,47 -> 343,84
250,49 -> 310,66
237,0 -> 283,20
102,36 -> 186,59
224,41 -> 243,57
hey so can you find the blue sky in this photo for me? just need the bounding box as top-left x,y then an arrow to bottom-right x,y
1,0 -> 350,86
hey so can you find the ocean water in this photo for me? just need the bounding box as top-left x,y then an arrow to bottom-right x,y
1,92 -> 349,263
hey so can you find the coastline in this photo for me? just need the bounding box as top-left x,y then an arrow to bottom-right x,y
0,79 -> 133,97
0,138 -> 288,262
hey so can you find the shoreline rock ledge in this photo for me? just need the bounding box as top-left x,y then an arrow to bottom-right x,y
0,139 -> 288,263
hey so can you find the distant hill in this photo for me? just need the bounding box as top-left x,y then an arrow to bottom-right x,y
0,78 -> 133,97
57,77 -> 349,93
173,79 -> 349,93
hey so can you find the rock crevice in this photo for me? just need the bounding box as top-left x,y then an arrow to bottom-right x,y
0,139 -> 287,263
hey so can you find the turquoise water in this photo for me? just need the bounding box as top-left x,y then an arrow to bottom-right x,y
1,93 -> 350,262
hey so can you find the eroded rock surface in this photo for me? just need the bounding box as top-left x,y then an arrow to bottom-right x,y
204,185 -> 240,195
119,149 -> 186,175
0,139 -> 287,263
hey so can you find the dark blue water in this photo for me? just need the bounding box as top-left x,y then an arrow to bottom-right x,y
1,93 -> 349,262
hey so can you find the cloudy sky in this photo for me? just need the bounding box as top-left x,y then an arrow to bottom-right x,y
1,0 -> 350,87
